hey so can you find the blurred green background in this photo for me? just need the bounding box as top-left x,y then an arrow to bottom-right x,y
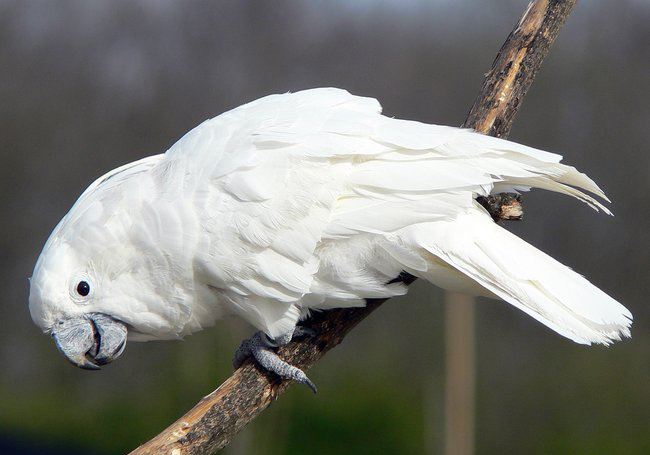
0,0 -> 648,453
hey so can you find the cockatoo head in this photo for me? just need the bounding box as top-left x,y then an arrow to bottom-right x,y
29,157 -> 186,369
29,231 -> 130,370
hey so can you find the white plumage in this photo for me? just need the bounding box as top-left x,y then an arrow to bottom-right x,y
29,88 -> 632,350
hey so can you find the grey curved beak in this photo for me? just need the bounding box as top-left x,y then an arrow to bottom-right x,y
51,313 -> 127,370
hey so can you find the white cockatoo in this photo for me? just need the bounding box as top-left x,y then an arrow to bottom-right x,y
29,88 -> 632,390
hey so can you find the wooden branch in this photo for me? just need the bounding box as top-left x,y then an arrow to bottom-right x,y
129,1 -> 576,453
464,0 -> 577,136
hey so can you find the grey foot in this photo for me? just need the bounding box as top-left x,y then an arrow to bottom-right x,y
232,328 -> 317,393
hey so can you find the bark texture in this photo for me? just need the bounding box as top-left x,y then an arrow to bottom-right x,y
129,1 -> 577,453
464,0 -> 577,136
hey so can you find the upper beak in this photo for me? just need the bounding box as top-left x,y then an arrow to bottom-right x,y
51,313 -> 127,370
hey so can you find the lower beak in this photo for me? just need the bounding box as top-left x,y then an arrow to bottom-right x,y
52,313 -> 128,370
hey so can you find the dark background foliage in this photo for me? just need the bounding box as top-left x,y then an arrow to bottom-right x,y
0,1 -> 648,453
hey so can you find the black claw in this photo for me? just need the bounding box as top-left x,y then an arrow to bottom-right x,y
232,339 -> 252,370
293,368 -> 318,394
301,376 -> 318,394
293,326 -> 317,339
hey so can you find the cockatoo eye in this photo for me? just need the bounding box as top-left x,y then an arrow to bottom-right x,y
69,274 -> 93,303
76,281 -> 91,297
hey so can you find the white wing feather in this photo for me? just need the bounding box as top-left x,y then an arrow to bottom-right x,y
134,87 -> 631,342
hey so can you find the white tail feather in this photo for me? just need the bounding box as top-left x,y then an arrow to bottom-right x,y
403,211 -> 632,345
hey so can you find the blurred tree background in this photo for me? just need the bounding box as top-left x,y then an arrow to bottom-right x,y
0,0 -> 648,453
